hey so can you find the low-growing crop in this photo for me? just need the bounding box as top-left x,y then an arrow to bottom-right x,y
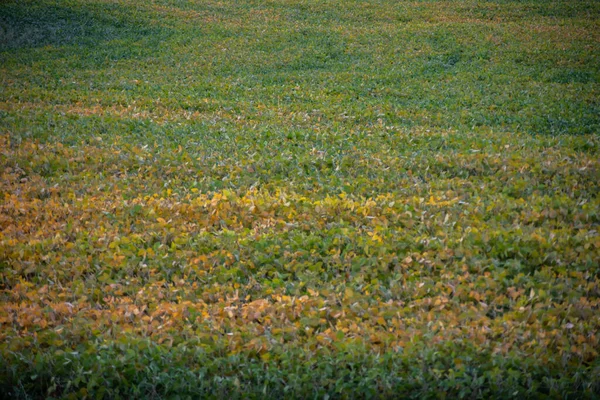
1,0 -> 599,398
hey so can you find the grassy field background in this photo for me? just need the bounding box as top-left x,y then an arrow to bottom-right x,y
1,0 -> 599,398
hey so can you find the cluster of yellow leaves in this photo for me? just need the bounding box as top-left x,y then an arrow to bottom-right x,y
1,134 -> 599,367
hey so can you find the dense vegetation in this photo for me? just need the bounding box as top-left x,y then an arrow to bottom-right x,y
1,0 -> 599,398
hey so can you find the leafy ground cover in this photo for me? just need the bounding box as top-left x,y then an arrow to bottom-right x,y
1,0 -> 599,398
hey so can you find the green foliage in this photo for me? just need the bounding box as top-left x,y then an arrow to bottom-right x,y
1,0 -> 599,398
